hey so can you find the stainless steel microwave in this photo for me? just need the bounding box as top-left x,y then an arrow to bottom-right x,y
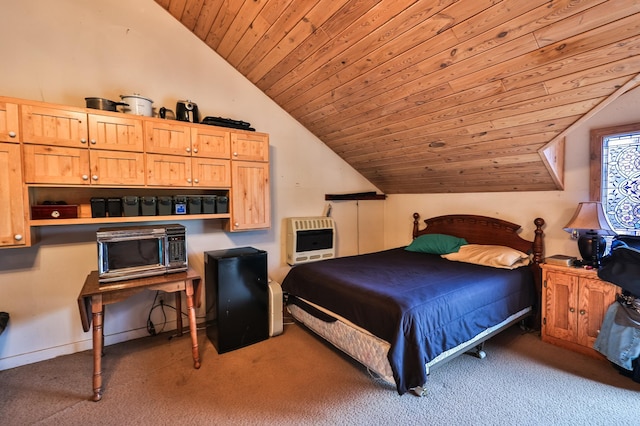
96,224 -> 187,283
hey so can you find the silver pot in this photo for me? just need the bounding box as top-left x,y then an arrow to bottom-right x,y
120,94 -> 153,116
85,97 -> 128,112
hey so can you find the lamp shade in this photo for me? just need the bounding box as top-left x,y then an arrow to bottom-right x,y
563,201 -> 616,236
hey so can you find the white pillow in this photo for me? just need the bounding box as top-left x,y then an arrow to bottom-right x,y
441,244 -> 531,269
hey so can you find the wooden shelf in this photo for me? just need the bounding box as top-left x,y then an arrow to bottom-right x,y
29,213 -> 230,227
325,192 -> 386,201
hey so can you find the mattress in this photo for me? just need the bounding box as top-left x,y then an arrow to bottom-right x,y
288,298 -> 531,390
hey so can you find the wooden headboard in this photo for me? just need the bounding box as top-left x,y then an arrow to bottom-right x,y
412,213 -> 545,265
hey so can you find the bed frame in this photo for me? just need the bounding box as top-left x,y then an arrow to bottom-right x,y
414,213 -> 545,327
288,213 -> 546,396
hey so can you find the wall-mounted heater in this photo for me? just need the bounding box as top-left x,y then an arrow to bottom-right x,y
286,217 -> 336,265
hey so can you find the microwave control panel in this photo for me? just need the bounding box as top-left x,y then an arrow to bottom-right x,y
166,225 -> 187,265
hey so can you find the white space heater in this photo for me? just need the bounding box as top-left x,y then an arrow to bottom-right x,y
268,279 -> 283,337
286,217 -> 336,265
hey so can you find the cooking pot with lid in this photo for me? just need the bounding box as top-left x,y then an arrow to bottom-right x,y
85,97 -> 128,112
120,94 -> 153,117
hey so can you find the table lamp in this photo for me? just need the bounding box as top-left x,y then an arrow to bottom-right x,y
563,201 -> 616,268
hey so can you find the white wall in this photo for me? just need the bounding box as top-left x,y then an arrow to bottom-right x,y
384,87 -> 640,257
0,0 -> 378,370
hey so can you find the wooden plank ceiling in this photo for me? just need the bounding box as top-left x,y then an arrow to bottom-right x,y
154,0 -> 640,194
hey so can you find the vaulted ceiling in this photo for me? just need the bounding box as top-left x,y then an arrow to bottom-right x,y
154,0 -> 640,194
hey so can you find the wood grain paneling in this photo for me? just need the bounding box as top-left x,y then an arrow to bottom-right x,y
155,0 -> 640,193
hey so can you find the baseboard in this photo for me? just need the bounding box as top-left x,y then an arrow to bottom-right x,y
0,326 -> 155,371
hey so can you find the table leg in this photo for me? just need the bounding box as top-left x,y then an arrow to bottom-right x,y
175,291 -> 183,337
185,280 -> 201,369
91,297 -> 104,402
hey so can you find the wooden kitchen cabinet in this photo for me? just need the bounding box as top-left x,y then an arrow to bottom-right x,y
23,145 -> 145,186
87,113 -> 144,151
541,264 -> 620,359
0,94 -> 270,246
146,154 -> 231,187
229,131 -> 270,231
230,160 -> 270,231
0,100 -> 20,142
0,142 -> 28,247
22,103 -> 144,151
231,132 -> 269,162
191,126 -> 231,159
20,103 -> 88,147
144,119 -> 191,155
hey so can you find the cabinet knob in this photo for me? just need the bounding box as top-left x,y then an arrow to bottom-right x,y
193,148 -> 198,153
234,222 -> 239,227
186,147 -> 191,153
569,307 -> 575,313
233,152 -> 238,157
92,175 -> 99,181
82,174 -> 89,180
194,178 -> 199,184
8,131 -> 16,138
579,309 -> 586,315
80,138 -> 87,144
187,178 -> 192,184
90,139 -> 97,145
14,234 -> 23,241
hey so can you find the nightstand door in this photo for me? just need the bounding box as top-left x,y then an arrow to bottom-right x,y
545,271 -> 579,341
577,277 -> 618,347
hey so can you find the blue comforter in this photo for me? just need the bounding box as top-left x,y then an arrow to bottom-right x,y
281,248 -> 535,394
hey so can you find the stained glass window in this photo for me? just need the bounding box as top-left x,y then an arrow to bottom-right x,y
602,132 -> 640,235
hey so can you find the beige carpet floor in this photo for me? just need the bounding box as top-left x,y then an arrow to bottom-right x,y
1,321 -> 639,425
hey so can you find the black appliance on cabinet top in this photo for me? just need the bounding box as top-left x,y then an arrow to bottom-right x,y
205,247 -> 268,354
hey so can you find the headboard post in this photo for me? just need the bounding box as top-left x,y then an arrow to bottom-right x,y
532,217 -> 545,265
412,213 -> 420,239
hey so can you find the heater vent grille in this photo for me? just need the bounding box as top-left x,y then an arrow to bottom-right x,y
286,217 -> 336,265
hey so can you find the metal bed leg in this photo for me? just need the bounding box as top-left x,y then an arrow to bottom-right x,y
467,342 -> 486,359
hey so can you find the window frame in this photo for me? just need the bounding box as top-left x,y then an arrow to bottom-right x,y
589,122 -> 640,234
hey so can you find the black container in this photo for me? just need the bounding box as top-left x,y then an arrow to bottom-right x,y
202,195 -> 217,214
173,196 -> 188,215
157,196 -> 172,216
216,196 -> 229,214
188,196 -> 202,214
205,247 -> 268,354
90,198 -> 106,218
122,196 -> 139,217
140,196 -> 157,216
107,198 -> 122,217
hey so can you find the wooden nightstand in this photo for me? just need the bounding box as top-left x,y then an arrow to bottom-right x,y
540,263 -> 620,359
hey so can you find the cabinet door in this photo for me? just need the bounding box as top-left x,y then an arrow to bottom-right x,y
231,132 -> 269,162
89,150 -> 145,186
192,158 -> 231,187
87,113 -> 144,151
0,100 -> 20,142
192,126 -> 230,159
0,142 -> 28,247
23,144 -> 90,185
230,161 -> 270,231
577,277 -> 618,347
21,104 -> 88,147
144,120 -> 191,155
146,153 -> 192,186
544,270 -> 578,342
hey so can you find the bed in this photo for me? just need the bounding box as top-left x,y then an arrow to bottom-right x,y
281,213 -> 545,396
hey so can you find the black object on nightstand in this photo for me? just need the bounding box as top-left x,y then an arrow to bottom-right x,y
204,247 -> 269,354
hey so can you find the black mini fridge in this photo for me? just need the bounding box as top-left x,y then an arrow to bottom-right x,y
205,247 -> 269,354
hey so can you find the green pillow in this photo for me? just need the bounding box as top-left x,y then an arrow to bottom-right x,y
405,233 -> 468,255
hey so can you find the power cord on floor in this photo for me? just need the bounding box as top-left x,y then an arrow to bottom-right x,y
146,291 -> 167,336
